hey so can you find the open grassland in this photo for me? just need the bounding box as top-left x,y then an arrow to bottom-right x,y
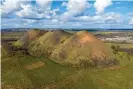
1,55 -> 77,89
106,43 -> 133,49
1,30 -> 133,89
1,52 -> 133,89
92,31 -> 133,35
93,31 -> 116,35
1,31 -> 25,40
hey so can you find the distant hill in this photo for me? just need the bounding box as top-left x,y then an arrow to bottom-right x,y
15,30 -> 118,67
1,28 -> 133,32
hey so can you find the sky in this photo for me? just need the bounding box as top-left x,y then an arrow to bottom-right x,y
1,0 -> 133,29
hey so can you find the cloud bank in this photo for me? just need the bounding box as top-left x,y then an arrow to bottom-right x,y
1,0 -> 133,28
94,0 -> 112,14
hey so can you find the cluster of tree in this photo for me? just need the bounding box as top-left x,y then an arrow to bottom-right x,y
111,45 -> 120,54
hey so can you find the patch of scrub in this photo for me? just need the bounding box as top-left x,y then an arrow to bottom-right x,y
24,61 -> 45,70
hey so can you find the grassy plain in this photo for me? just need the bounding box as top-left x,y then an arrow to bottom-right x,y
1,52 -> 133,89
106,43 -> 133,49
1,30 -> 133,89
1,31 -> 25,40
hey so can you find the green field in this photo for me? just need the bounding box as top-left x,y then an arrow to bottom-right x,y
1,31 -> 25,40
1,52 -> 133,89
1,31 -> 133,89
106,43 -> 133,49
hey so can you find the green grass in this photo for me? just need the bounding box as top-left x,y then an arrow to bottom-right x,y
1,31 -> 133,89
1,52 -> 133,89
13,41 -> 24,48
1,54 -> 77,89
1,46 -> 8,58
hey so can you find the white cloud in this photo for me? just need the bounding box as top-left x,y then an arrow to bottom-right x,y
15,0 -> 58,19
16,4 -> 52,19
128,12 -> 133,25
1,0 -> 31,17
1,0 -> 21,16
61,2 -> 67,7
128,12 -> 133,17
36,0 -> 52,9
1,0 -> 132,29
129,18 -> 133,25
1,0 -> 55,19
61,0 -> 91,21
66,0 -> 88,11
103,12 -> 122,23
74,12 -> 122,24
51,19 -> 58,23
94,0 -> 112,14
16,4 -> 39,18
115,2 -> 121,4
51,8 -> 60,16
1,17 -> 132,29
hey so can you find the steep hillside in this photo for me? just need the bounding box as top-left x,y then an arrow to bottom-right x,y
28,30 -> 72,56
51,31 -> 118,67
14,29 -> 47,49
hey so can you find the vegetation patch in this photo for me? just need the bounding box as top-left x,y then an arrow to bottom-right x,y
24,61 -> 45,70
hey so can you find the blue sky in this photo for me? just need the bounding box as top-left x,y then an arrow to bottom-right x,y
1,0 -> 133,29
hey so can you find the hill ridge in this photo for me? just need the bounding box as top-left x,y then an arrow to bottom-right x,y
15,30 -> 118,67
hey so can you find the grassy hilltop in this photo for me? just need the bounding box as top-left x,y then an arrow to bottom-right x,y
28,30 -> 71,57
14,29 -> 118,67
51,31 -> 117,67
